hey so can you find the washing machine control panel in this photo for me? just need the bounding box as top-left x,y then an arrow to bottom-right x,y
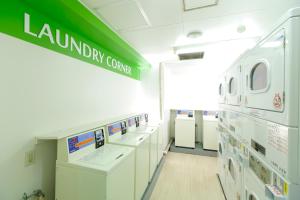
68,131 -> 95,154
94,129 -> 105,149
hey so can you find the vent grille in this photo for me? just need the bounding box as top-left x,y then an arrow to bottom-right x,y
178,52 -> 204,60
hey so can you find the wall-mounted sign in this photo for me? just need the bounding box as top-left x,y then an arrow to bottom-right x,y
0,1 -> 151,80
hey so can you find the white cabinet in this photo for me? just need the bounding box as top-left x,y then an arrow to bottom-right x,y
203,116 -> 218,150
175,116 -> 195,148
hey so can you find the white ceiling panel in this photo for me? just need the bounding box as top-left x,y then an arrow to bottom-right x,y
138,0 -> 183,27
95,0 -> 151,31
184,0 -> 218,11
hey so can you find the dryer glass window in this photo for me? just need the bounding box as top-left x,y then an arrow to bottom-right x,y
250,62 -> 267,91
249,194 -> 257,200
228,159 -> 235,180
229,77 -> 236,95
219,143 -> 223,155
219,84 -> 223,96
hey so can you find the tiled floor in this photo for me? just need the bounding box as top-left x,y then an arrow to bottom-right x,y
150,152 -> 225,200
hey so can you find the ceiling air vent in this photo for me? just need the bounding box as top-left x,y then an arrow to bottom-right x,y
183,0 -> 218,11
178,52 -> 204,60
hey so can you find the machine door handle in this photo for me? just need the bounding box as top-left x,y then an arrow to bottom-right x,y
139,137 -> 144,141
115,154 -> 124,160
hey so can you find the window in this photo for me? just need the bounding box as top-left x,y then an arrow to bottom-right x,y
219,84 -> 223,96
229,77 -> 236,95
250,62 -> 268,91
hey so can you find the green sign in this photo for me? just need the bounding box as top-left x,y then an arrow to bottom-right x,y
0,1 -> 151,80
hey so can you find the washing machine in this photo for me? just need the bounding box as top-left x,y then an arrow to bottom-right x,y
127,116 -> 159,182
242,8 -> 300,127
242,114 -> 300,184
136,113 -> 164,163
106,120 -> 150,200
55,127 -> 135,200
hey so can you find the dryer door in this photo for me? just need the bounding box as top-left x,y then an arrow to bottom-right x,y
218,78 -> 226,104
227,65 -> 241,106
244,29 -> 285,112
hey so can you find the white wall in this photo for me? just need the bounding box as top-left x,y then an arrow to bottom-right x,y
0,33 -> 158,200
163,39 -> 257,111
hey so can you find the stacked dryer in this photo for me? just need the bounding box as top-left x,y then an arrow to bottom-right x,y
217,7 -> 300,200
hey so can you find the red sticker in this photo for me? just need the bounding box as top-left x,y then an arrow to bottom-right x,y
273,93 -> 282,109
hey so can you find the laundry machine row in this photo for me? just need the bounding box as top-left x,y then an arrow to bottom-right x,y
55,113 -> 163,200
218,8 -> 300,128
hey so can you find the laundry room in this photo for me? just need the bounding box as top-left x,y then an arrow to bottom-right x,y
1,0 -> 300,200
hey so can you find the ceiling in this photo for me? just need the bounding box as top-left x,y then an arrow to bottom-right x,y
81,0 -> 300,63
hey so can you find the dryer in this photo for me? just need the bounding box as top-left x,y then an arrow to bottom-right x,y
218,75 -> 227,104
225,63 -> 242,109
242,114 -> 300,184
106,120 -> 151,200
242,8 -> 300,127
245,150 -> 300,200
217,125 -> 228,191
55,127 -> 135,200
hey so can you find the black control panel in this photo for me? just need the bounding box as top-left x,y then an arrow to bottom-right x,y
94,129 -> 105,149
121,121 -> 127,135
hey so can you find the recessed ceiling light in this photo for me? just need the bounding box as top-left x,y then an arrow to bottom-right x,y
187,31 -> 203,39
237,25 -> 246,33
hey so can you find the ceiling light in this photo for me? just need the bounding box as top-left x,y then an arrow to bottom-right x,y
237,25 -> 246,33
187,31 -> 203,39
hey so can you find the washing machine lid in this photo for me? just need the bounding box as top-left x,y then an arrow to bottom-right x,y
135,126 -> 157,134
73,144 -> 133,171
109,133 -> 149,146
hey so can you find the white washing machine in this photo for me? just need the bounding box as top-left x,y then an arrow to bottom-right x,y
242,114 -> 300,184
106,120 -> 150,200
241,8 -> 300,127
136,113 -> 164,163
55,127 -> 135,200
127,116 -> 158,182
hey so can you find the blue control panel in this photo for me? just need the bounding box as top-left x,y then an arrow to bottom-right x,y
68,131 -> 95,154
108,123 -> 122,136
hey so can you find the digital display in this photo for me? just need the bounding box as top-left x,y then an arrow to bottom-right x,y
94,129 -> 105,149
68,131 -> 95,154
108,123 -> 122,136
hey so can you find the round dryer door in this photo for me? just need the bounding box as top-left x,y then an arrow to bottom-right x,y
248,194 -> 258,200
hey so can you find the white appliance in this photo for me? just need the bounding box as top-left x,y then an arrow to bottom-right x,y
225,134 -> 243,200
127,116 -> 159,182
226,62 -> 242,108
244,150 -> 300,200
242,114 -> 300,184
217,125 -> 228,193
106,120 -> 150,200
203,114 -> 218,150
241,8 -> 300,127
55,127 -> 135,200
175,115 -> 195,148
136,113 -> 164,163
218,75 -> 226,104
